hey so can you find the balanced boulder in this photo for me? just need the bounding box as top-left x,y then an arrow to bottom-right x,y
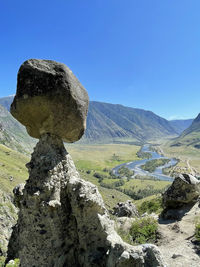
7,60 -> 165,267
11,59 -> 89,142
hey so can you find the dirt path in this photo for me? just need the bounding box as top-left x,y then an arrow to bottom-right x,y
158,203 -> 200,267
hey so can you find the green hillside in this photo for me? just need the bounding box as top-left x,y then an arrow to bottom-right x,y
82,101 -> 178,143
0,105 -> 35,153
0,144 -> 29,193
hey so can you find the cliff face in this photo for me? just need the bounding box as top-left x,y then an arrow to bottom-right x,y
7,134 -> 164,266
0,190 -> 17,257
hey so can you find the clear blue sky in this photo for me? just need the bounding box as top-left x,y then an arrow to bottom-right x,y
0,0 -> 200,120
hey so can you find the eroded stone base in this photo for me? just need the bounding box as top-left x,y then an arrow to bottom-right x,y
7,134 -> 164,267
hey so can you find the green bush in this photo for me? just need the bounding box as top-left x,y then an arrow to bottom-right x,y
195,223 -> 200,241
6,259 -> 20,267
129,217 -> 158,244
0,256 -> 5,267
138,197 -> 163,215
118,166 -> 134,178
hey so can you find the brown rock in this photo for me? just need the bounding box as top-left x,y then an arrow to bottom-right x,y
11,59 -> 89,142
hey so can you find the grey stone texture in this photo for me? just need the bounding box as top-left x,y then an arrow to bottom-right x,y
11,59 -> 89,143
7,134 -> 164,267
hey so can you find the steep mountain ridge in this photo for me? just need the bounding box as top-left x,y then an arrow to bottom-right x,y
83,101 -> 177,143
0,104 -> 35,153
171,113 -> 200,148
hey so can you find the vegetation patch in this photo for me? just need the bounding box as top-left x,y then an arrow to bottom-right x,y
137,148 -> 152,159
129,217 -> 158,244
195,222 -> 200,242
141,158 -> 170,173
137,196 -> 163,215
117,166 -> 134,179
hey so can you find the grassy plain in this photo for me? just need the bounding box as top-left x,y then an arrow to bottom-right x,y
67,143 -> 141,171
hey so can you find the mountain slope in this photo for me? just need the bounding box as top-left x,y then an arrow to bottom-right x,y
83,101 -> 177,143
0,96 -> 14,111
169,119 -> 193,134
0,96 -> 179,145
171,113 -> 200,148
0,104 -> 35,153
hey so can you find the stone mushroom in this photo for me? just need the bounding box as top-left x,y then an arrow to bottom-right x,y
7,59 -> 165,267
11,59 -> 89,142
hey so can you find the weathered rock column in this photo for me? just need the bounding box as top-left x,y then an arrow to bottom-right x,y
7,59 -> 165,267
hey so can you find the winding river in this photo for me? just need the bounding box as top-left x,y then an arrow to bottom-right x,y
112,144 -> 177,181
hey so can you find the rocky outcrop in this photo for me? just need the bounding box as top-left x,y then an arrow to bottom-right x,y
7,134 -> 164,266
162,173 -> 200,220
11,59 -> 89,143
113,200 -> 139,218
163,173 -> 200,209
7,59 -> 165,266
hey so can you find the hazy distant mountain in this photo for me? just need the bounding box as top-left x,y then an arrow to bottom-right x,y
169,119 -> 193,134
171,114 -> 200,148
0,95 -> 193,147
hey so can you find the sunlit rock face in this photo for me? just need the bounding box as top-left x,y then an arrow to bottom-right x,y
11,59 -> 89,143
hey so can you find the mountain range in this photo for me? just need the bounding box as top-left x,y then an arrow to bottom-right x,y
0,96 -> 194,150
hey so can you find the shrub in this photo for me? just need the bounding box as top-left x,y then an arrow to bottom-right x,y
138,196 -> 163,215
195,223 -> 200,241
118,166 -> 134,178
93,172 -> 102,179
3,259 -> 20,267
129,217 -> 158,244
0,256 -> 5,267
